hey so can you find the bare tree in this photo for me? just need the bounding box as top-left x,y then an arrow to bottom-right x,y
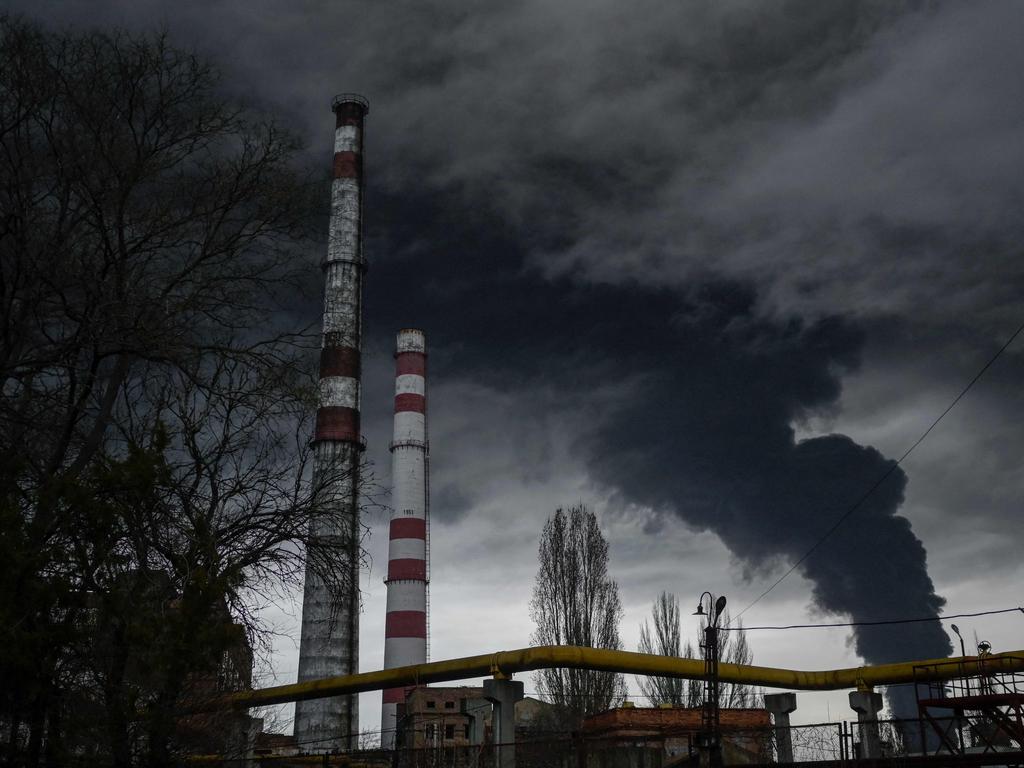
637,594 -> 760,708
637,592 -> 700,706
85,355 -> 371,766
714,611 -> 762,709
0,17 -> 363,767
530,505 -> 627,723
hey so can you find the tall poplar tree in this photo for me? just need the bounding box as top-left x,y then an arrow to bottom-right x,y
530,504 -> 627,723
638,592 -> 762,708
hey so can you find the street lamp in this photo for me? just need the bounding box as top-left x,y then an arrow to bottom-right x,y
949,623 -> 971,701
950,624 -> 966,658
694,592 -> 727,768
977,641 -> 994,695
693,593 -> 728,624
947,624 -> 970,746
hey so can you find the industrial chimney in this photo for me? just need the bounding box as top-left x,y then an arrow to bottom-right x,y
380,329 -> 430,749
294,93 -> 368,752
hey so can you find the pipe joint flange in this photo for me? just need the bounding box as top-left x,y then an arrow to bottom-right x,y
489,654 -> 509,680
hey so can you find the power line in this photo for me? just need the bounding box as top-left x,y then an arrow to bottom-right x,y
720,606 -> 1024,631
253,607 -> 1023,726
732,317 -> 1024,624
240,607 -> 1024,728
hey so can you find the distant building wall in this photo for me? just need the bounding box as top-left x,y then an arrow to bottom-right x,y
399,687 -> 553,750
403,687 -> 481,749
583,706 -> 771,766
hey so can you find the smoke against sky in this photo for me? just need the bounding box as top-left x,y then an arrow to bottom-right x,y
11,0 -> 1024,726
362,202 -> 953,714
21,0 -> 1024,333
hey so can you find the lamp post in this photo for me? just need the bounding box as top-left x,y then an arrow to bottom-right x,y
977,641 -> 993,695
950,624 -> 966,658
694,592 -> 727,768
948,624 -> 968,751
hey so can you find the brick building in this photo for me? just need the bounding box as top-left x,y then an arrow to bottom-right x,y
399,687 -> 551,749
582,705 -> 771,767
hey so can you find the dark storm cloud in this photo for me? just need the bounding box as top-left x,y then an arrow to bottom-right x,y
430,483 -> 474,523
12,2 -> 1023,325
18,0 -> 1024,709
359,184 -> 952,707
817,317 -> 1024,586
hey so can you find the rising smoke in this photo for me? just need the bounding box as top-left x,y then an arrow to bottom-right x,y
12,0 -> 1012,723
365,189 -> 952,716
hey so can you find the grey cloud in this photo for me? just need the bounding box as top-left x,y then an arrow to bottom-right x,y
18,1 -> 1024,722
19,1 -> 1020,327
430,483 -> 474,523
810,320 -> 1024,575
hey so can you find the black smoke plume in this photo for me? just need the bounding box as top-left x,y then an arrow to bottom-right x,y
364,189 -> 951,717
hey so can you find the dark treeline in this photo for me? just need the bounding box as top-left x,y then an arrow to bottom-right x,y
0,17 -> 356,767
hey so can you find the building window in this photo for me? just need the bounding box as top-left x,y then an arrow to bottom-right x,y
425,724 -> 436,740
426,700 -> 436,709
444,700 -> 455,709
463,725 -> 471,739
445,724 -> 455,740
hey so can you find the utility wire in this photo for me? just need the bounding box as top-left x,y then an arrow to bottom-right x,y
249,608 -> 1023,730
732,317 -> 1024,624
242,607 -> 1023,732
719,606 -> 1024,631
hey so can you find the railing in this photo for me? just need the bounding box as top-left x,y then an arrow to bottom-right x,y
916,656 -> 1024,702
332,93 -> 369,111
913,657 -> 1024,759
248,717 -> 1018,767
185,715 -> 1022,766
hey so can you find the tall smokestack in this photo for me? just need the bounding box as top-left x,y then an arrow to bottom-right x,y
294,93 -> 368,752
380,329 -> 430,749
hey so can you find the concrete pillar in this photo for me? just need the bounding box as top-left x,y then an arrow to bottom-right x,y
484,679 -> 524,768
764,693 -> 797,764
849,690 -> 884,760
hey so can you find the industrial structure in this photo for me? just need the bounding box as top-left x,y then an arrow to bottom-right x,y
294,93 -> 369,751
223,646 -> 1024,766
274,91 -> 1023,767
381,329 -> 432,747
250,647 -> 1024,712
394,685 -> 549,749
583,705 -> 771,765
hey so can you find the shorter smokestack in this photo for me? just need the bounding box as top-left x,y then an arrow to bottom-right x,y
380,329 -> 430,749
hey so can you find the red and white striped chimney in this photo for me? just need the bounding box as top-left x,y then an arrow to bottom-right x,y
294,93 -> 368,753
380,329 -> 429,748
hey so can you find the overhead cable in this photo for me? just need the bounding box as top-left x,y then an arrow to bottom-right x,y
732,317 -> 1024,623
719,606 -> 1024,631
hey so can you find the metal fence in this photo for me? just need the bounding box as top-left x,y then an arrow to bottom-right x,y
189,713 -> 1023,767
380,716 -> 1021,768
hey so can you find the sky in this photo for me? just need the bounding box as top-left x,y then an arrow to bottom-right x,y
13,0 -> 1024,736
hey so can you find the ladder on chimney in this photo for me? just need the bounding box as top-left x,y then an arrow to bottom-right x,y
424,448 -> 431,662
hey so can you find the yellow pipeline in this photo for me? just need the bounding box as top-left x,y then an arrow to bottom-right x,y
222,646 -> 1024,710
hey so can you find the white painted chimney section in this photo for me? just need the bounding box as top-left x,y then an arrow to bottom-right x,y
294,94 -> 368,753
380,329 -> 429,749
